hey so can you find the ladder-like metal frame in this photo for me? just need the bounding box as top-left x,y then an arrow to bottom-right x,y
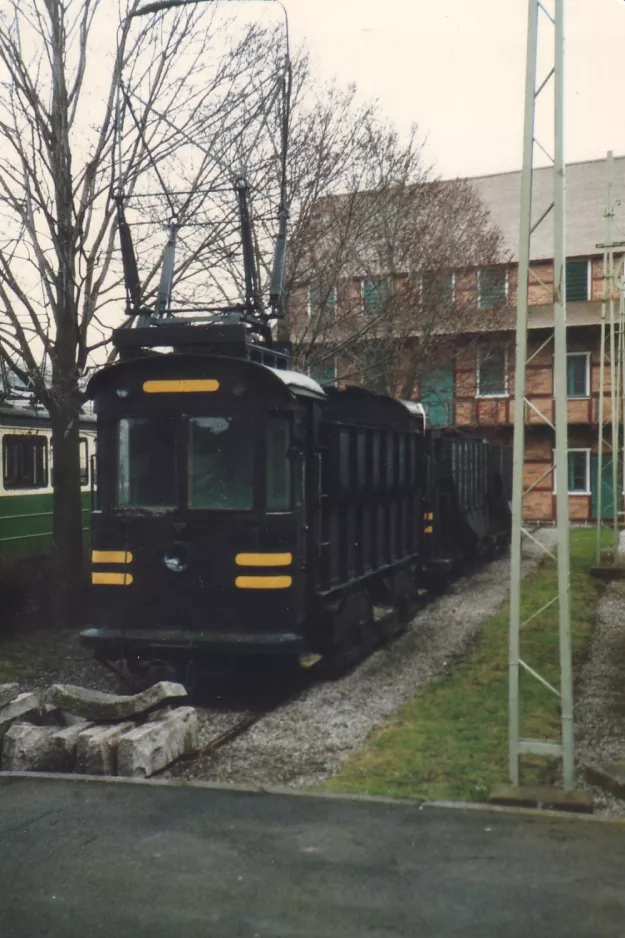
596,152 -> 625,563
508,0 -> 574,789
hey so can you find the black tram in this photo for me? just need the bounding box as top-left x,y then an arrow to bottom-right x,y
82,323 -> 420,672
81,322 -> 512,677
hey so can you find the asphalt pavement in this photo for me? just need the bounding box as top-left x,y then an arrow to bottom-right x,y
0,774 -> 624,937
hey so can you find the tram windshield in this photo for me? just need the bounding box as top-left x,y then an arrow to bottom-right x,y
117,418 -> 177,508
188,416 -> 254,510
116,415 -> 263,511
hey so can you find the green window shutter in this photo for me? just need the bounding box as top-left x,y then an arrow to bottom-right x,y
309,362 -> 336,386
567,354 -> 588,397
565,260 -> 589,302
478,267 -> 507,309
362,278 -> 388,315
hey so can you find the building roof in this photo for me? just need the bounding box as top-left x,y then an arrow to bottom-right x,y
467,156 -> 625,262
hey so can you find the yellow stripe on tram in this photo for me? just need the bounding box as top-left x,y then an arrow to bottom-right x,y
235,552 -> 292,567
142,379 -> 219,394
92,572 -> 134,586
235,576 -> 292,590
92,550 -> 133,564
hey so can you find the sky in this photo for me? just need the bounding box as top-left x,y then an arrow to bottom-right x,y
278,0 -> 625,180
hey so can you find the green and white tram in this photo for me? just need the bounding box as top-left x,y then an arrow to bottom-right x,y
0,403 -> 96,560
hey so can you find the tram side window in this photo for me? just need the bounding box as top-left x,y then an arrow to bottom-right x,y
118,418 -> 177,508
266,415 -> 291,511
3,435 -> 48,489
79,438 -> 89,486
188,416 -> 254,510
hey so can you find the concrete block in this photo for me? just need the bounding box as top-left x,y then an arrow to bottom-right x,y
50,723 -> 95,772
1,724 -> 58,771
0,683 -> 20,708
76,722 -> 135,776
47,681 -> 187,722
117,707 -> 199,778
59,711 -> 89,727
584,762 -> 625,800
0,692 -> 40,739
490,785 -> 593,814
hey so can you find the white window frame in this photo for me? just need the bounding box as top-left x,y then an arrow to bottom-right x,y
553,448 -> 591,496
477,266 -> 509,309
476,347 -> 509,399
307,283 -> 337,319
566,351 -> 591,399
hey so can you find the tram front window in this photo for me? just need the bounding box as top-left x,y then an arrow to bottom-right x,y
188,417 -> 254,510
117,418 -> 177,508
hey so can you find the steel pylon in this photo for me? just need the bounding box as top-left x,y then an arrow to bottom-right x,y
596,152 -> 625,564
508,0 -> 574,789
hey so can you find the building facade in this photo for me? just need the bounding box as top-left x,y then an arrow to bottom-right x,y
289,157 -> 625,523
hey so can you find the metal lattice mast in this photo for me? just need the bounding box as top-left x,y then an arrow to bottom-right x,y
596,153 -> 625,564
595,156 -> 611,562
509,0 -> 574,790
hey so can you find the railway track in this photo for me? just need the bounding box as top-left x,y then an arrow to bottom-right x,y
162,677 -> 310,778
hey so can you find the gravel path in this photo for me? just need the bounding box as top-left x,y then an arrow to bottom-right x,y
165,529 -> 559,787
575,532 -> 625,817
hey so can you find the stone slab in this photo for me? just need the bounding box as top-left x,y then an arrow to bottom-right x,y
0,683 -> 20,709
0,693 -> 40,739
76,722 -> 136,776
59,711 -> 89,727
584,762 -> 625,800
117,706 -> 198,778
1,724 -> 58,771
490,784 -> 593,814
47,681 -> 187,722
50,724 -> 95,773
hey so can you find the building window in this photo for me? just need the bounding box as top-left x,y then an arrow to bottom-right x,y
79,437 -> 89,486
266,415 -> 292,511
478,267 -> 508,309
362,278 -> 388,316
567,449 -> 590,494
2,435 -> 48,490
421,270 -> 454,306
308,282 -> 336,319
565,259 -> 590,302
477,349 -> 507,397
566,352 -> 590,398
309,359 -> 337,386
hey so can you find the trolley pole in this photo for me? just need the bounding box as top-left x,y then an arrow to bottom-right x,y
508,0 -> 574,791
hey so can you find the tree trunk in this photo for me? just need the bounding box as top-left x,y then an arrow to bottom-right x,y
50,405 -> 84,627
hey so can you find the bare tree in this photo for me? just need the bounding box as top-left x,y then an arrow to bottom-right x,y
280,106 -> 507,398
0,0 -> 284,621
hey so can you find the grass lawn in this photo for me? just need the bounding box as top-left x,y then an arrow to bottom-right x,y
323,528 -> 609,802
